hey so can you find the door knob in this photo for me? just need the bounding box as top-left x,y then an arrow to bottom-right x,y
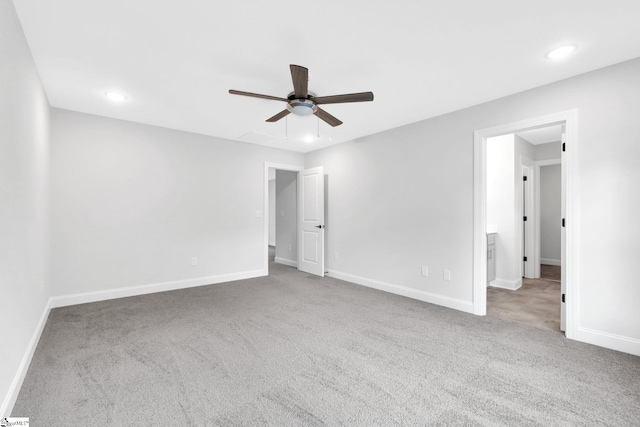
314,225 -> 325,229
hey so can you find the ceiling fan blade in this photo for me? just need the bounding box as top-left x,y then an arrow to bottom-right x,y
312,92 -> 374,105
229,90 -> 288,102
266,109 -> 291,122
314,107 -> 343,127
290,65 -> 308,99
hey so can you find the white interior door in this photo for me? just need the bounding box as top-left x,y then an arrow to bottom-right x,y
298,166 -> 325,276
560,132 -> 567,331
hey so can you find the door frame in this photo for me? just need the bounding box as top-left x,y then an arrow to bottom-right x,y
263,162 -> 304,275
473,110 -> 579,339
521,156 -> 535,279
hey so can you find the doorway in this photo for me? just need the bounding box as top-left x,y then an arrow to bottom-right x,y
263,163 -> 326,277
269,169 -> 299,267
264,163 -> 302,274
473,110 -> 578,338
484,126 -> 563,331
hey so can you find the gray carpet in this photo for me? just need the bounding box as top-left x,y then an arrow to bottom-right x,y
13,255 -> 640,425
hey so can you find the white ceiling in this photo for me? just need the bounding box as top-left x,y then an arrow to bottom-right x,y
12,1 -> 640,153
516,125 -> 563,145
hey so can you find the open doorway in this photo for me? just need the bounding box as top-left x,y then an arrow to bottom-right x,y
264,164 -> 302,274
473,110 -> 578,339
269,169 -> 299,267
484,126 -> 563,332
537,159 -> 562,281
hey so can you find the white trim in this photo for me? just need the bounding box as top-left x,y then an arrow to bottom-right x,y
474,109 -> 579,340
328,270 -> 474,314
1,298 -> 52,418
574,327 -> 640,357
488,278 -> 522,291
264,163 -> 303,275
268,241 -> 276,247
50,270 -> 264,308
473,129 -> 487,314
541,258 -> 561,266
274,257 -> 298,267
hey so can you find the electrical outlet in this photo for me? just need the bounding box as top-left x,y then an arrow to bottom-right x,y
288,245 -> 292,252
421,266 -> 428,277
443,270 -> 451,281
191,257 -> 198,266
280,210 -> 285,217
334,251 -> 339,260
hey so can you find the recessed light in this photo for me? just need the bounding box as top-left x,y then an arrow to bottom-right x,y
105,91 -> 127,102
546,45 -> 577,60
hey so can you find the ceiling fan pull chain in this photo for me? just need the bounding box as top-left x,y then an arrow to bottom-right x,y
285,115 -> 288,139
317,115 -> 320,139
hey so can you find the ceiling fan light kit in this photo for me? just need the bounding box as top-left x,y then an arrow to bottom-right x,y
287,97 -> 317,116
229,64 -> 374,128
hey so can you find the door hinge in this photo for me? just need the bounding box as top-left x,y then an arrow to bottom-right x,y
562,218 -> 565,227
562,293 -> 566,303
523,175 -> 528,181
523,256 -> 528,262
523,216 -> 528,221
562,142 -> 566,152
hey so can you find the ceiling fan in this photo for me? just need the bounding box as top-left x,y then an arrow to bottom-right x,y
229,65 -> 374,127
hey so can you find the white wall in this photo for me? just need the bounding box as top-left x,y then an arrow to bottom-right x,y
486,134 -> 534,289
534,141 -> 561,161
486,134 -> 518,288
275,170 -> 297,265
0,1 -> 50,416
305,57 -> 640,353
515,134 -> 535,163
540,164 -> 561,264
50,109 -> 304,300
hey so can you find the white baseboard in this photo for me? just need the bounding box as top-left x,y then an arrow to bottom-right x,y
50,269 -> 266,308
1,298 -> 52,418
488,278 -> 522,290
573,326 -> 640,357
541,258 -> 561,266
274,257 -> 297,267
327,269 -> 474,314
